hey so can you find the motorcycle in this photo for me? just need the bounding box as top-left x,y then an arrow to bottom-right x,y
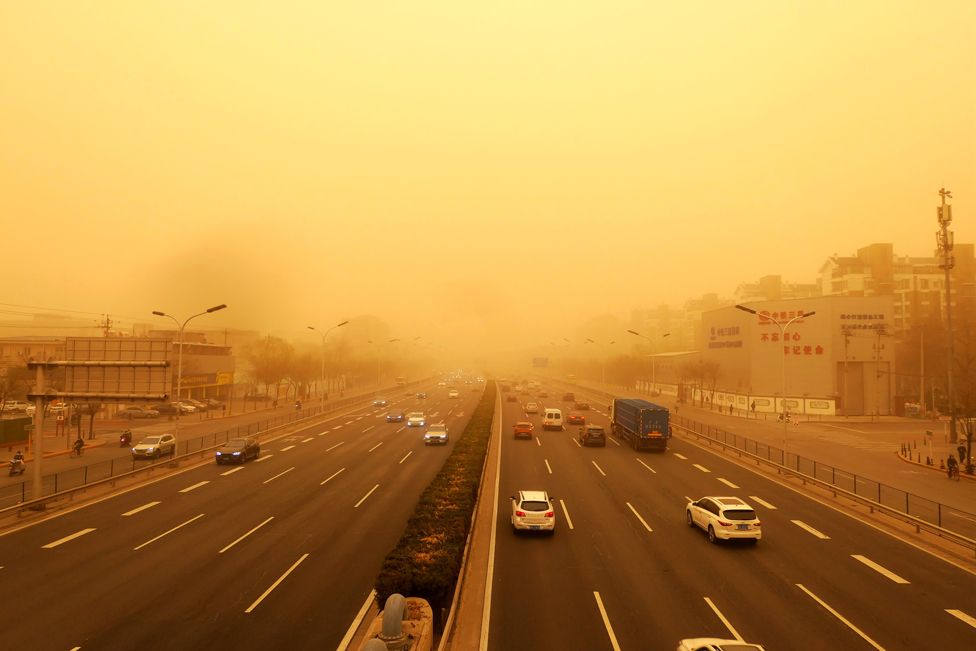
8,458 -> 25,476
120,430 -> 133,447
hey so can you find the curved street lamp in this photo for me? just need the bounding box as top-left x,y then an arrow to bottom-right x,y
152,303 -> 227,460
627,330 -> 670,392
307,320 -> 349,398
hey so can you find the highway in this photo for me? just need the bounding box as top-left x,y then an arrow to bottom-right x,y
485,382 -> 976,650
0,381 -> 483,651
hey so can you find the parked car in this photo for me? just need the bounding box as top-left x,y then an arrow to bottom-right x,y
578,424 -> 606,447
118,406 -> 160,419
566,413 -> 585,425
174,402 -> 197,414
686,496 -> 761,544
513,421 -> 534,440
215,437 -> 260,464
386,410 -> 405,422
203,398 -> 225,410
406,412 -> 427,427
131,433 -> 177,459
184,398 -> 209,411
423,423 -> 449,445
510,490 -> 556,535
150,402 -> 180,415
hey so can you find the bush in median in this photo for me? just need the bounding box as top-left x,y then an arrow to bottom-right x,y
374,380 -> 496,626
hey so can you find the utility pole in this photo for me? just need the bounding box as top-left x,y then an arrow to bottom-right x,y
937,187 -> 957,443
842,327 -> 851,418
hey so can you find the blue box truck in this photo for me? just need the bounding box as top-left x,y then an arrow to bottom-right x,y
609,398 -> 670,451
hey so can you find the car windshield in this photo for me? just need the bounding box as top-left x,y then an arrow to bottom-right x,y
724,509 -> 757,521
226,439 -> 246,447
408,412 -> 423,418
587,428 -> 604,435
520,500 -> 549,512
141,437 -> 161,444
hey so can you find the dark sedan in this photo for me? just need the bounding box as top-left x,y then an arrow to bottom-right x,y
215,437 -> 261,464
386,410 -> 405,422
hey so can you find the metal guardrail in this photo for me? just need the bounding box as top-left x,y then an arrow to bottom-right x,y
545,374 -> 976,555
0,382 -> 426,514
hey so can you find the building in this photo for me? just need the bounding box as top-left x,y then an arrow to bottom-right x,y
146,331 -> 235,401
0,337 -> 66,398
818,243 -> 976,334
700,295 -> 894,416
733,274 -> 820,304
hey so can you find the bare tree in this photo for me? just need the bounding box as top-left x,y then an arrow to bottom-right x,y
245,336 -> 295,401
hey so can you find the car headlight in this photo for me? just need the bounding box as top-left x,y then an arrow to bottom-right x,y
216,451 -> 222,455
146,447 -> 154,453
232,451 -> 240,455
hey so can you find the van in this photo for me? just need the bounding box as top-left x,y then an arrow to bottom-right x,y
542,408 -> 563,431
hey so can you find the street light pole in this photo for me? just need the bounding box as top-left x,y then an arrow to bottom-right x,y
627,330 -> 670,394
152,304 -> 227,460
736,304 -> 816,449
308,320 -> 349,398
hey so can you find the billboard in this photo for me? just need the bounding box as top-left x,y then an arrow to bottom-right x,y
63,338 -> 172,397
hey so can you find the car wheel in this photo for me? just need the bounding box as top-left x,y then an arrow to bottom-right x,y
154,450 -> 161,459
749,538 -> 759,545
686,511 -> 694,527
707,526 -> 718,544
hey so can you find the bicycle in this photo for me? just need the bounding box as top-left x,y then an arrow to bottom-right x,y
70,443 -> 85,457
947,465 -> 960,481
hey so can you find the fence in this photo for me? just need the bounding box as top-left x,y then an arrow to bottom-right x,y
674,415 -> 976,545
0,384 -> 415,511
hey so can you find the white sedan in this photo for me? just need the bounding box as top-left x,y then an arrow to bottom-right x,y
686,496 -> 761,543
447,389 -> 460,399
406,412 -> 427,427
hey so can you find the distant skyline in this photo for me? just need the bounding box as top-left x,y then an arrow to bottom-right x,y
2,2 -> 973,357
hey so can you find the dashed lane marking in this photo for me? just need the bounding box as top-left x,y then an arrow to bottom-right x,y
593,592 -> 621,651
946,609 -> 976,629
591,461 -> 607,477
332,425 -> 343,430
256,454 -> 272,463
280,445 -> 296,452
545,459 -> 553,474
749,495 -> 776,509
368,441 -> 383,453
221,467 -> 245,476
608,436 -> 620,446
122,502 -> 160,516
851,555 -> 909,584
636,459 -> 657,474
302,437 -> 314,443
573,438 -> 581,448
626,502 -> 653,532
717,478 -> 739,489
792,520 -> 830,539
796,584 -> 885,650
704,597 -> 743,641
362,425 -> 374,433
180,481 -> 209,493
263,467 -> 294,484
559,499 -> 574,530
245,553 -> 309,613
693,463 -> 711,473
43,528 -> 96,549
674,453 -> 688,460
536,438 -> 542,446
354,484 -> 380,508
219,516 -> 274,554
133,515 -> 204,551
399,451 -> 413,464
320,468 -> 345,485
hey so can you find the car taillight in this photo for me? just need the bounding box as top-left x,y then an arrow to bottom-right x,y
718,520 -> 733,527
515,510 -> 526,517
754,521 -> 761,527
545,511 -> 554,518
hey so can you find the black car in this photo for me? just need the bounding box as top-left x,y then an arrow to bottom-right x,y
387,410 -> 405,422
215,437 -> 261,464
574,401 -> 590,410
150,402 -> 180,415
579,425 -> 606,447
204,398 -> 225,410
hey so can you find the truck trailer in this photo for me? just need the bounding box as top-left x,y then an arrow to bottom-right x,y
609,398 -> 670,451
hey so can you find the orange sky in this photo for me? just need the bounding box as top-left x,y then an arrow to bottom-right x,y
1,1 -> 973,355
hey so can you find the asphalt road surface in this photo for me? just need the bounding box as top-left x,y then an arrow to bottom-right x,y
0,381 -> 484,651
485,383 -> 976,650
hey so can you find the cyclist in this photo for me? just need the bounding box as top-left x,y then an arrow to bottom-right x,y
947,454 -> 959,480
72,437 -> 85,457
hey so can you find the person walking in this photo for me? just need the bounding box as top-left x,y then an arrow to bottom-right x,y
750,401 -> 756,416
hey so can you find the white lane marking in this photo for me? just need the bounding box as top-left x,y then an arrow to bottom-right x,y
593,592 -> 622,651
851,555 -> 910,584
354,484 -> 380,508
572,438 -> 581,448
626,502 -> 653,533
320,468 -> 345,485
797,584 -> 885,650
133,514 -> 204,551
430,411 -> 440,417
749,495 -> 777,509
368,441 -> 383,452
674,453 -> 688,460
704,596 -> 743,641
43,528 -> 96,549
536,438 -> 541,447
221,466 -> 245,476
256,454 -> 272,463
69,647 -> 80,651
179,481 -> 210,493
636,458 -> 657,474
717,477 -> 739,489
122,502 -> 160,517
326,442 -> 344,452
693,463 -> 711,473
455,411 -> 464,417
219,516 -> 274,554
280,445 -> 296,451
946,609 -> 976,629
545,459 -> 553,474
263,467 -> 295,484
332,425 -> 343,430
399,451 -> 413,464
245,553 -> 309,613
338,589 -> 377,650
344,421 -> 353,425
792,520 -> 830,539
302,437 -> 314,443
608,436 -> 621,446
559,499 -> 574,530
684,496 -> 693,503
396,426 -> 406,433
591,461 -> 607,477
362,425 -> 374,433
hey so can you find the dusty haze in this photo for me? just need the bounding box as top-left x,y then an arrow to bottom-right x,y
2,1 -> 973,360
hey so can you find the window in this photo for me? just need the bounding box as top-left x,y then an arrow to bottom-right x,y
723,509 -> 757,521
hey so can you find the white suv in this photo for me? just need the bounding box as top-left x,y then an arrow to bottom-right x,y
686,496 -> 761,543
406,412 -> 426,427
510,490 -> 556,535
423,423 -> 449,445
